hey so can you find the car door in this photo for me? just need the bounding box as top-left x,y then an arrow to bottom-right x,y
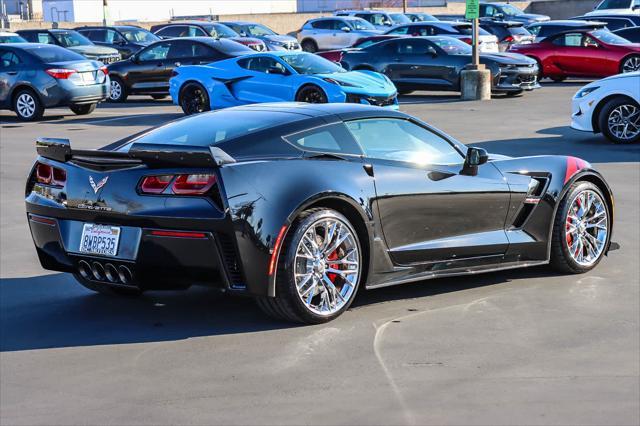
550,32 -> 593,75
233,56 -> 294,103
309,20 -> 334,50
345,117 -> 511,264
130,41 -> 171,92
0,49 -> 23,107
385,38 -> 454,90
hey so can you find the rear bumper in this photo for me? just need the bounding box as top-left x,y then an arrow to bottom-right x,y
41,81 -> 109,108
26,208 -> 243,293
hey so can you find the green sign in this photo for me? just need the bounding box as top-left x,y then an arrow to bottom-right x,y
465,0 -> 480,19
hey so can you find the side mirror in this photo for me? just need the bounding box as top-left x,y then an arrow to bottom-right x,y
341,26 -> 351,32
130,54 -> 139,63
462,147 -> 489,175
267,66 -> 286,75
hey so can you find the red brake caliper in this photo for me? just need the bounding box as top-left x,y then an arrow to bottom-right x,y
327,250 -> 339,283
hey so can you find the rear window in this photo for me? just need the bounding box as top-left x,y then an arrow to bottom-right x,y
453,24 -> 491,36
24,45 -> 85,62
508,26 -> 531,36
123,110 -> 305,148
214,39 -> 254,55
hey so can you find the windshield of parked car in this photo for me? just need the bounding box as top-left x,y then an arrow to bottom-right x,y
52,31 -> 93,47
24,45 -> 86,62
596,0 -> 633,9
120,28 -> 159,43
350,18 -> 376,31
413,13 -> 438,22
501,4 -> 525,16
430,37 -> 472,55
205,23 -> 239,38
592,28 -> 632,44
281,52 -> 346,74
243,24 -> 277,36
390,13 -> 411,24
0,34 -> 27,43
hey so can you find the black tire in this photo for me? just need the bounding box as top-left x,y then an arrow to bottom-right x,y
69,103 -> 97,115
74,275 -> 143,297
599,96 -> 640,144
151,94 -> 167,100
12,88 -> 44,121
256,208 -> 363,324
179,83 -> 210,115
301,39 -> 318,53
550,76 -> 566,83
620,54 -> 640,74
550,182 -> 611,274
295,85 -> 327,104
505,91 -> 523,97
108,76 -> 128,102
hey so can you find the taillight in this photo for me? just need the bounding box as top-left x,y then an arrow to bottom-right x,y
172,174 -> 216,195
504,35 -> 515,43
35,162 -> 66,187
45,68 -> 77,79
460,37 -> 473,45
139,174 -> 216,195
99,66 -> 108,75
140,175 -> 173,194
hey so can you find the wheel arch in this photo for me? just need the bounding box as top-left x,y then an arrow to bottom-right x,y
268,193 -> 373,298
300,37 -> 318,49
619,53 -> 640,73
294,82 -> 328,102
591,93 -> 638,133
10,84 -> 42,109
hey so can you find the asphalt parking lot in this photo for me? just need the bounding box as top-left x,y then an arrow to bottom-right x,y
1,84 -> 639,425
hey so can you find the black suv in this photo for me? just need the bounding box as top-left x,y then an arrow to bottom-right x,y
479,2 -> 550,25
76,25 -> 159,59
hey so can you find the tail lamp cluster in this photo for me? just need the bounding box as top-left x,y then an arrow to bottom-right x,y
45,66 -> 108,83
139,174 -> 217,196
35,162 -> 67,187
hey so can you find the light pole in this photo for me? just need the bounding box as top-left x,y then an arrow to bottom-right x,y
102,0 -> 108,25
460,0 -> 491,100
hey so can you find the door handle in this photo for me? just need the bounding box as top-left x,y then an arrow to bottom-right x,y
427,170 -> 455,181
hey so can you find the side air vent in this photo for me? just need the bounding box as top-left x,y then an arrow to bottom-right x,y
511,204 -> 536,229
216,233 -> 245,289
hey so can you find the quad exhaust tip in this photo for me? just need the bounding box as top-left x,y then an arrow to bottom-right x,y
77,260 -> 134,285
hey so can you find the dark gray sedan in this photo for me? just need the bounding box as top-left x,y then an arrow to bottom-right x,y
0,44 -> 109,121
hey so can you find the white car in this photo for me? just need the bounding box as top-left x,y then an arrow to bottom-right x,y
585,0 -> 640,15
571,72 -> 640,144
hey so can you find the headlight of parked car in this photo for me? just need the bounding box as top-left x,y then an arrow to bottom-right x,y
323,78 -> 358,87
575,86 -> 600,99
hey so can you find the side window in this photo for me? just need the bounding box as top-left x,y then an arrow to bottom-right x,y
138,42 -> 170,61
345,118 -> 463,165
311,20 -> 332,30
76,29 -> 94,39
188,26 -> 206,37
0,51 -> 20,68
355,14 -> 374,24
167,40 -> 197,59
396,39 -> 432,55
388,26 -> 409,35
528,25 -> 540,36
553,33 -> 583,47
37,32 -> 56,44
91,29 -> 107,42
285,124 -> 361,155
156,26 -> 184,38
412,26 -> 433,36
237,56 -> 287,73
105,29 -> 124,43
192,43 -> 221,60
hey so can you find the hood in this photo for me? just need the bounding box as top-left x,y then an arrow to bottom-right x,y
316,70 -> 396,96
599,70 -> 640,83
262,34 -> 297,43
232,36 -> 264,44
68,44 -> 120,56
481,51 -> 537,65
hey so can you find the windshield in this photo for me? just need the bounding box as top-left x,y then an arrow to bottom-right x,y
389,13 -> 411,24
501,4 -> 525,16
52,31 -> 93,47
413,13 -> 438,22
243,23 -> 277,36
0,34 -> 26,43
592,28 -> 632,44
350,18 -> 376,31
281,52 -> 345,74
120,28 -> 159,43
430,37 -> 472,55
205,23 -> 239,38
596,0 -> 633,9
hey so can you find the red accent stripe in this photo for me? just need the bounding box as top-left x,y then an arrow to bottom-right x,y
564,156 -> 587,184
149,230 -> 207,239
268,225 -> 288,276
29,215 -> 56,225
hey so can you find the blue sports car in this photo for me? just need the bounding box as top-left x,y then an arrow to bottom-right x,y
169,51 -> 398,114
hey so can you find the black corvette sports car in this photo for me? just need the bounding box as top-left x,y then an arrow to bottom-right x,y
26,103 -> 613,323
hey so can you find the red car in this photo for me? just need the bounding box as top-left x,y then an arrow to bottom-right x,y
509,29 -> 640,81
316,35 -> 403,63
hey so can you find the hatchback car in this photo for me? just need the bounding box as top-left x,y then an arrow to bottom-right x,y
106,37 -> 252,102
385,22 -> 500,53
296,16 -> 381,52
219,21 -> 300,51
480,20 -> 535,51
16,29 -> 121,64
0,44 -> 108,121
150,22 -> 266,51
76,25 -> 159,59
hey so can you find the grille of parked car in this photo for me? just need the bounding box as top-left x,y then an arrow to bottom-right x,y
346,93 -> 396,107
96,54 -> 122,64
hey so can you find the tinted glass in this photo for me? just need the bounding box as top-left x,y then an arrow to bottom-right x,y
0,51 -> 20,67
351,18 -> 376,30
281,52 -> 345,74
24,45 -> 85,62
500,4 -> 525,16
388,26 -> 410,35
430,37 -> 471,55
139,42 -> 170,60
52,31 -> 93,46
121,28 -> 159,43
395,39 -> 433,55
238,56 -> 287,73
453,24 -> 491,36
214,40 -> 253,55
596,0 -> 631,9
203,23 -> 238,38
509,26 -> 531,36
346,118 -> 462,165
552,33 -> 583,46
155,26 -> 184,37
592,28 -> 632,44
126,111 -> 304,147
311,20 -> 335,30
242,23 -> 277,36
192,43 -> 219,58
0,34 -> 26,43
390,13 -> 411,24
285,124 -> 361,155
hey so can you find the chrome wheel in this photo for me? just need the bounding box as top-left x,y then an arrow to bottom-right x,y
622,56 -> 640,73
16,93 -> 35,118
565,189 -> 608,267
294,218 -> 360,316
109,80 -> 122,100
608,103 -> 640,141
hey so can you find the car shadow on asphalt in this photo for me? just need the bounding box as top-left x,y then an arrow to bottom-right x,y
475,126 -> 640,164
0,265 -> 559,352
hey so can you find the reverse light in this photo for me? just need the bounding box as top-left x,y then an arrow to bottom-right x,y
35,162 -> 66,187
140,175 -> 173,194
45,68 -> 77,79
172,174 -> 216,195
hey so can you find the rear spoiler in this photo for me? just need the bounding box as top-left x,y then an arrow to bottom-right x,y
36,138 -> 235,168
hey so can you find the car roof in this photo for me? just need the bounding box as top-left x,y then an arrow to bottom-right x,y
338,10 -> 389,14
535,20 -> 606,26
220,21 -> 257,25
230,102 -> 406,119
0,31 -> 19,35
312,16 -> 369,21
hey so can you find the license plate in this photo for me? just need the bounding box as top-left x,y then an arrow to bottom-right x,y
79,224 -> 120,256
81,72 -> 96,83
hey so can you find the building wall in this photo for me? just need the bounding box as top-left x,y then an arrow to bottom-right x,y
524,0 -> 600,19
